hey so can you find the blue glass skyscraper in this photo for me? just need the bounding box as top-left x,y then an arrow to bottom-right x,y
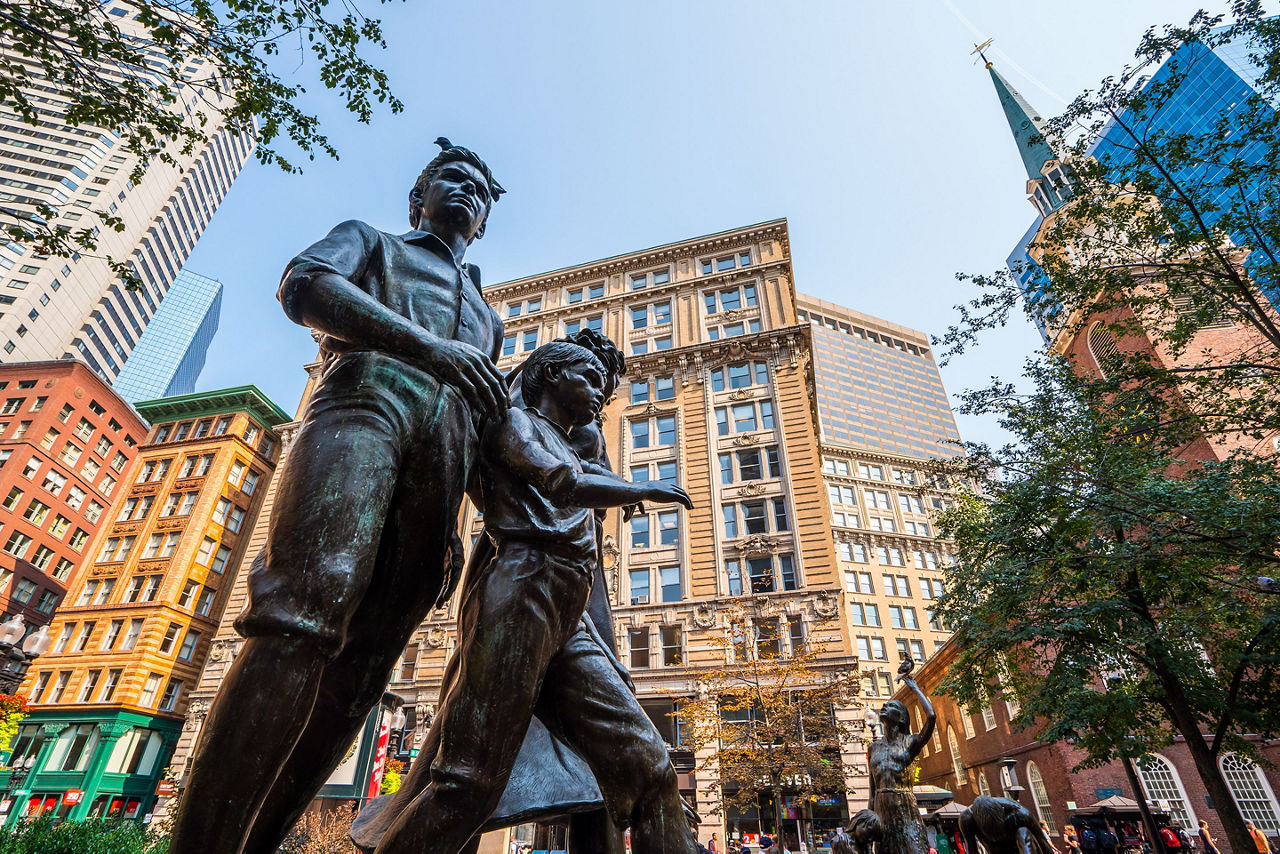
994,26 -> 1278,342
112,270 -> 222,403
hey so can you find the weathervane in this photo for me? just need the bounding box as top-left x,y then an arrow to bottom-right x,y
971,38 -> 994,68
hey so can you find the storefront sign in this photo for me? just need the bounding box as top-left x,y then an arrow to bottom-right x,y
62,789 -> 83,806
155,781 -> 178,798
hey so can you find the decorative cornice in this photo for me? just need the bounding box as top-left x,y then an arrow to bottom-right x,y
485,220 -> 790,295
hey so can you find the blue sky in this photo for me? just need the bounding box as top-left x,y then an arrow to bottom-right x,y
185,0 -> 1216,447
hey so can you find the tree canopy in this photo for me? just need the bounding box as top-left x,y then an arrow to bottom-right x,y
0,0 -> 402,273
934,359 -> 1280,853
678,601 -> 863,844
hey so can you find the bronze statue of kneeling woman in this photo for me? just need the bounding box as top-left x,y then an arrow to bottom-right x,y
866,658 -> 936,854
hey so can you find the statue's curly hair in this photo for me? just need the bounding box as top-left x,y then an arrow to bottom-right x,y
554,328 -> 625,380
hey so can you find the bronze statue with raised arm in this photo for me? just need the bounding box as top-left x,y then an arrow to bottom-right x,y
866,657 -> 936,854
168,138 -> 507,854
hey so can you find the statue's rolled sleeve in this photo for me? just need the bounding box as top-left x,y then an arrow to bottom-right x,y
277,219 -> 376,325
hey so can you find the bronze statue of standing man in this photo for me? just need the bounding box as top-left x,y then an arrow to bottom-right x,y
169,139 -> 507,854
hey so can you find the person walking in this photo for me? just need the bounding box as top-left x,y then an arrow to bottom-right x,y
709,832 -> 720,853
1196,820 -> 1220,854
1248,821 -> 1273,853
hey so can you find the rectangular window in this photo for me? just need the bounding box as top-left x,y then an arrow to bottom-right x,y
630,420 -> 650,449
629,568 -> 650,605
195,587 -> 215,616
725,559 -> 743,595
195,537 -> 216,565
210,545 -> 231,573
630,516 -> 650,549
102,620 -> 123,650
122,619 -> 143,650
159,622 -> 181,655
655,415 -> 676,446
140,674 -> 161,706
628,627 -> 650,669
657,512 -> 679,546
661,625 -> 682,666
659,564 -> 681,602
630,380 -> 649,405
179,580 -> 199,609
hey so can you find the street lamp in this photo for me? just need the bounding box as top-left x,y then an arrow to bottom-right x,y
0,618 -> 50,695
3,755 -> 37,816
863,706 -> 881,740
999,758 -> 1025,802
386,706 -> 408,758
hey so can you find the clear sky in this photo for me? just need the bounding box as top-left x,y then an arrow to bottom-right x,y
184,0 -> 1219,446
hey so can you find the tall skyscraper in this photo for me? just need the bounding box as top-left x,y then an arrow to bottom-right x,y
163,220 -> 967,850
797,295 -> 962,459
0,0 -> 253,374
112,271 -> 223,403
9,387 -> 287,824
995,25 -> 1280,341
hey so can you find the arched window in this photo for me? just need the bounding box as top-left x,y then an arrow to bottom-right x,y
977,769 -> 991,797
948,727 -> 967,786
1087,322 -> 1123,378
1027,761 -> 1057,834
1138,754 -> 1197,831
1221,752 -> 1280,833
961,709 -> 976,739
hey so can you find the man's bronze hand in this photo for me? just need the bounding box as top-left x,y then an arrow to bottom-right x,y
420,338 -> 508,419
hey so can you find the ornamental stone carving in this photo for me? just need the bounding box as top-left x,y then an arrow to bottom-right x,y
692,604 -> 716,628
425,627 -> 447,648
209,638 -> 242,663
738,483 -> 767,497
737,535 -> 777,556
732,434 -> 761,447
813,592 -> 839,620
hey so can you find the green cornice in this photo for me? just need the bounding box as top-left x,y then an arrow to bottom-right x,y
133,385 -> 290,430
17,707 -> 182,732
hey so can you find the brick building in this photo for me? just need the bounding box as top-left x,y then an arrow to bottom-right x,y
1,386 -> 287,825
0,361 -> 146,630
894,638 -> 1280,848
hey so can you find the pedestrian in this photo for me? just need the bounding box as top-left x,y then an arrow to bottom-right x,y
1063,825 -> 1081,854
1041,820 -> 1062,854
1196,820 -> 1220,854
709,832 -> 719,853
1248,821 -> 1273,853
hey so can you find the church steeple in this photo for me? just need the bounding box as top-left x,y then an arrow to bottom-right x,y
975,42 -> 1074,216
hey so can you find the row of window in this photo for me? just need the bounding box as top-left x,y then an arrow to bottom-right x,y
849,601 -> 942,632
833,512 -> 932,536
498,284 -> 760,359
9,721 -> 164,778
0,446 -> 116,503
855,634 -> 927,663
0,571 -> 58,612
152,417 -> 273,458
622,554 -> 804,602
844,570 -> 946,598
822,457 -> 929,485
31,667 -> 182,712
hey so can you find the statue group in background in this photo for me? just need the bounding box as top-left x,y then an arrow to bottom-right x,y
168,140 -> 700,854
852,659 -> 1053,854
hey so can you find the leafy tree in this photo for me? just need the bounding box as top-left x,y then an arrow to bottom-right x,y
678,601 -> 863,847
0,0 -> 403,275
0,693 -> 28,761
941,3 -> 1280,442
933,358 -> 1280,854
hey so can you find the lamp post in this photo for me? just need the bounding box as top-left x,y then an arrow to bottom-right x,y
2,756 -> 36,817
0,617 -> 51,695
999,758 -> 1025,802
385,706 -> 408,760
862,707 -> 881,741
